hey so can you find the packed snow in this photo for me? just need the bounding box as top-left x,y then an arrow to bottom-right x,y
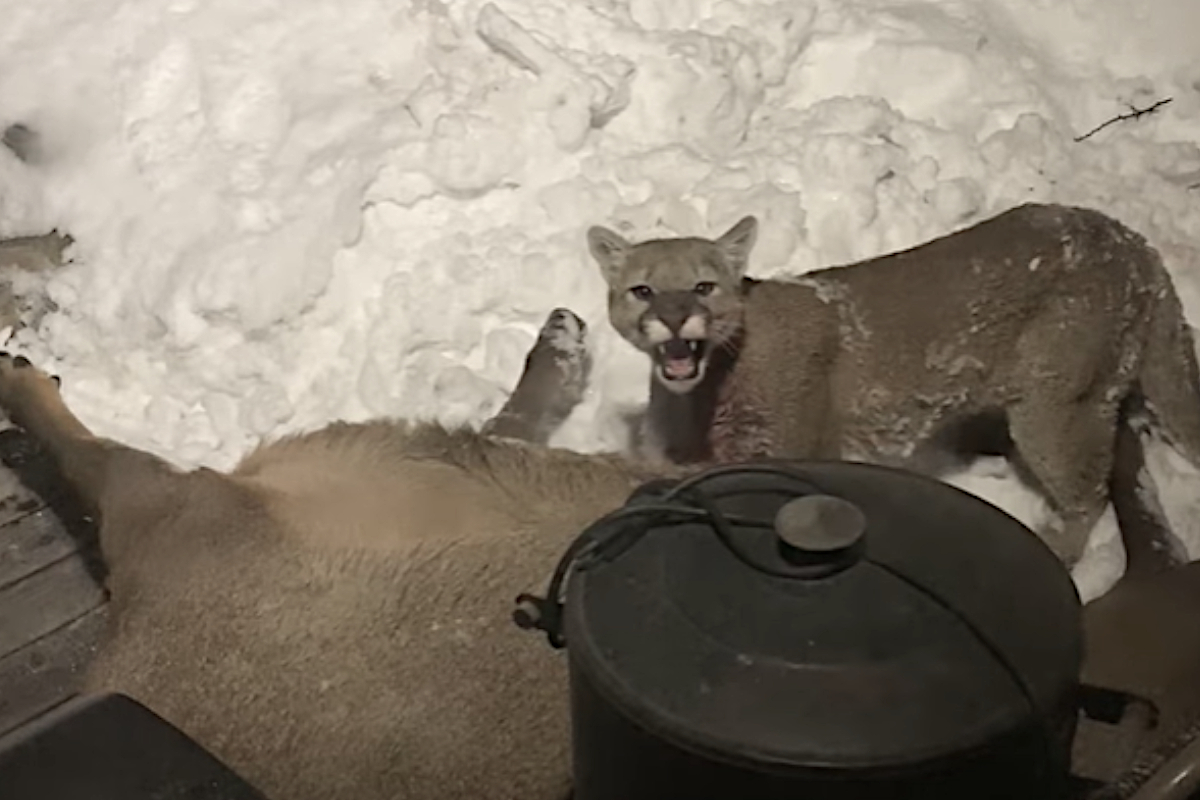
2,0 -> 1199,600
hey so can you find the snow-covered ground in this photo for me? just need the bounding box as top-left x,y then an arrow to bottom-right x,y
1,0 -> 1199,600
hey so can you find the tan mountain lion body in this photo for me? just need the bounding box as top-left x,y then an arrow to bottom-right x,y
0,311 -> 654,800
589,203 -> 1200,564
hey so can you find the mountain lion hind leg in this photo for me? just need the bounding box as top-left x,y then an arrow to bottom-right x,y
1006,309 -> 1125,567
483,307 -> 591,445
1008,397 -> 1117,568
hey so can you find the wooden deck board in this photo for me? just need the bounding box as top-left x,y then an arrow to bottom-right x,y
0,508 -> 82,590
0,422 -> 107,735
0,555 -> 106,660
0,461 -> 47,530
0,605 -> 108,738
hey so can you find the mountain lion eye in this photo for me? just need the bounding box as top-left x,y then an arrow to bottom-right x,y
694,281 -> 717,297
629,285 -> 654,301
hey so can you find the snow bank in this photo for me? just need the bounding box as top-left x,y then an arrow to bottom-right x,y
2,0 -> 1199,598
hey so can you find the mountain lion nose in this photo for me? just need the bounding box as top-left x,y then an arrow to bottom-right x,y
654,292 -> 695,333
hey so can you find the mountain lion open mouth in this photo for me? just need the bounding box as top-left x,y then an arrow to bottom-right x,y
655,337 -> 707,382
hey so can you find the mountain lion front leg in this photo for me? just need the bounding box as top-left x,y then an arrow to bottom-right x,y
0,353 -> 184,528
711,324 -> 839,464
709,378 -> 836,463
482,308 -> 591,445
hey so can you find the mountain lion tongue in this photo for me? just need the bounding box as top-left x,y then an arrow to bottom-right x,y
660,338 -> 698,380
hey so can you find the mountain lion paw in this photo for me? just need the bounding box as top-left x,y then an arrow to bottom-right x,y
0,351 -> 62,429
530,308 -> 591,408
0,352 -> 60,388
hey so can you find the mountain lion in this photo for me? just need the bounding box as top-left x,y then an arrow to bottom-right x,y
587,203 -> 1200,565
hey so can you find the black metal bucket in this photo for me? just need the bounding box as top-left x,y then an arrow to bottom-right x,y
515,460 -> 1083,800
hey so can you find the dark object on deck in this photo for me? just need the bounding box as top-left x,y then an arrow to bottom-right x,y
516,460 -> 1083,800
0,692 -> 271,800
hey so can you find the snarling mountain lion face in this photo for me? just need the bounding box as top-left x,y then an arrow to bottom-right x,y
587,216 -> 758,394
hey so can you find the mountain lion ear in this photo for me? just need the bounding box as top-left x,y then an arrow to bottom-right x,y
587,225 -> 632,285
716,216 -> 758,277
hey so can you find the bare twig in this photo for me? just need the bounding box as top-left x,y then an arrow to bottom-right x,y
1074,97 -> 1173,142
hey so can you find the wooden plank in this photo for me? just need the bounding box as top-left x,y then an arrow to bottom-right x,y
0,555 -> 105,659
0,465 -> 45,529
0,508 -> 79,590
0,605 -> 108,738
0,426 -> 106,588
